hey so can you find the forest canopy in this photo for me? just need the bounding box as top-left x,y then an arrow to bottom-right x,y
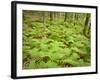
22,10 -> 91,69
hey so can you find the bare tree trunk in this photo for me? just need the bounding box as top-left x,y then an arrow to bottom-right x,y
83,14 -> 90,37
64,12 -> 67,22
42,12 -> 45,24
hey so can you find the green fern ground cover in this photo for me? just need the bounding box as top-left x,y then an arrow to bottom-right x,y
22,10 -> 91,69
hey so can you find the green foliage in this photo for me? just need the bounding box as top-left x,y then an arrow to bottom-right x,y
22,10 -> 91,69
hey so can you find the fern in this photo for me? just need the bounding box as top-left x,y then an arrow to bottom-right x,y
23,11 -> 91,69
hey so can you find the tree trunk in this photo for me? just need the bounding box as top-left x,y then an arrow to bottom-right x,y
83,14 -> 90,37
64,12 -> 67,22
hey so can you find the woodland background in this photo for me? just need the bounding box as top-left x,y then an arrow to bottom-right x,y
23,10 -> 91,69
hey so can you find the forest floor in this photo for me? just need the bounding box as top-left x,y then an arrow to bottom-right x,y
23,11 -> 91,69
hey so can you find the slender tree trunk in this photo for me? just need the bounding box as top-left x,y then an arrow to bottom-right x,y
50,12 -> 53,24
64,12 -> 67,22
42,12 -> 45,24
83,14 -> 90,37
